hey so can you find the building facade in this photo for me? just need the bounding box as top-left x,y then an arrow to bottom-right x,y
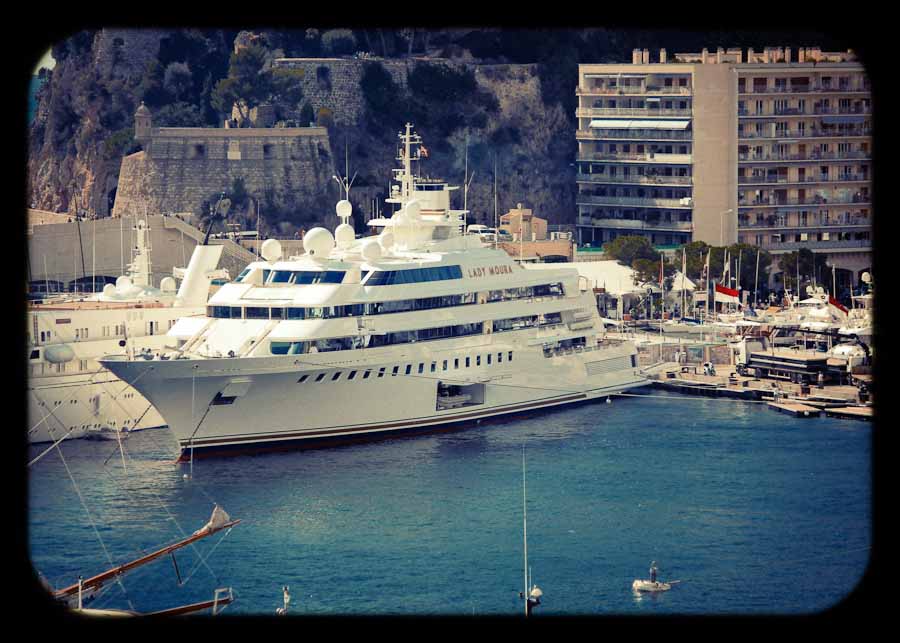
576,46 -> 872,286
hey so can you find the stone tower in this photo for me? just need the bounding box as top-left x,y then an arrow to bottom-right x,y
134,102 -> 153,143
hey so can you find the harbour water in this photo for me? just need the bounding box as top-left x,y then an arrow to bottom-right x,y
28,390 -> 871,615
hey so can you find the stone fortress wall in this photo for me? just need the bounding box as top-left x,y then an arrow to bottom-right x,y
112,105 -> 334,218
273,57 -> 411,126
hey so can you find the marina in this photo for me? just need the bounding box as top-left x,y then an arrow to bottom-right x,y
28,389 -> 871,615
26,30 -> 877,617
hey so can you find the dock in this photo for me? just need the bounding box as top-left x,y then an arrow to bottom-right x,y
767,402 -> 821,418
824,406 -> 873,421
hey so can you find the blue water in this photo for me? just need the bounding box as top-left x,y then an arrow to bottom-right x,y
27,391 -> 871,615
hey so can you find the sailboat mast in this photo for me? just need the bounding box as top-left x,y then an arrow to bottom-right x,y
522,448 -> 528,617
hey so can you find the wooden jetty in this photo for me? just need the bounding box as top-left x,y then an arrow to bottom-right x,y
824,406 -> 873,421
767,401 -> 821,418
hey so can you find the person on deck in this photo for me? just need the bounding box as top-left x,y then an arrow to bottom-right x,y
650,561 -> 658,583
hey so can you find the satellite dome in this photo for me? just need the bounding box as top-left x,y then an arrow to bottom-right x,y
160,276 -> 177,293
378,231 -> 395,250
335,199 -> 353,220
334,223 -> 355,249
303,227 -> 335,258
102,283 -> 116,297
261,238 -> 283,262
115,276 -> 133,291
361,239 -> 382,262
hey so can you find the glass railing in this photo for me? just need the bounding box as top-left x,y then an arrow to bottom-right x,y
576,172 -> 692,185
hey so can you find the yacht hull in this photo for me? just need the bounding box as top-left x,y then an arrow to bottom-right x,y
28,372 -> 167,444
102,339 -> 646,460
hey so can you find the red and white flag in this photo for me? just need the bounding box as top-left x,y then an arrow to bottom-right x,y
828,295 -> 849,317
714,283 -> 740,304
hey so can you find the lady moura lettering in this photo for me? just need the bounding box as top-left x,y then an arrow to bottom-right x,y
467,265 -> 514,278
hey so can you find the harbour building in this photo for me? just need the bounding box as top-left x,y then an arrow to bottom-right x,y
576,46 -> 872,287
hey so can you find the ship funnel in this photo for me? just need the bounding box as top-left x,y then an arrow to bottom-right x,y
174,244 -> 225,307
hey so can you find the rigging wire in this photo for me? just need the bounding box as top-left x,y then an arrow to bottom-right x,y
51,441 -> 136,611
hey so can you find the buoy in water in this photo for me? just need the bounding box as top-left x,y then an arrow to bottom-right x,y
606,397 -> 612,404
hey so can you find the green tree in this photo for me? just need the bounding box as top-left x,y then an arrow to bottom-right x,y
778,248 -> 828,294
632,256 -> 675,287
602,235 -> 659,266
163,62 -> 194,102
321,29 -> 357,56
211,44 -> 297,122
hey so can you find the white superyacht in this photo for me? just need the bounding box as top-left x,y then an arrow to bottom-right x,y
101,124 -> 647,460
28,219 -> 231,444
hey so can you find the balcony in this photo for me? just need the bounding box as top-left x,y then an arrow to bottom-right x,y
758,239 -> 871,252
577,85 -> 692,96
576,128 -> 693,141
738,150 -> 870,163
576,194 -> 692,209
738,216 -> 871,230
576,107 -> 692,118
739,106 -> 871,118
737,128 -> 871,140
586,152 -> 693,164
737,174 -> 869,185
577,215 -> 693,232
576,172 -> 693,186
737,194 -> 871,208
738,85 -> 870,95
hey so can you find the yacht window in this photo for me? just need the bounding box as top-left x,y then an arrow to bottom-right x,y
286,307 -> 305,320
245,307 -> 269,319
332,372 -> 342,381
271,308 -> 284,319
365,265 -> 463,286
378,367 -> 386,378
269,270 -> 294,284
508,351 -> 513,361
348,370 -> 357,380
487,354 -> 492,365
442,360 -> 448,371
430,362 -> 437,373
392,366 -> 400,376
315,373 -> 326,382
30,349 -> 40,360
261,269 -> 271,283
211,392 -> 237,405
476,355 -> 481,366
292,271 -> 346,284
405,365 -> 412,375
297,375 -> 309,383
235,268 -> 251,283
465,357 -> 470,367
363,370 -> 371,379
454,358 -> 459,369
498,352 -> 503,363
418,363 -> 425,374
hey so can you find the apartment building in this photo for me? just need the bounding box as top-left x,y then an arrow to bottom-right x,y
576,46 -> 872,286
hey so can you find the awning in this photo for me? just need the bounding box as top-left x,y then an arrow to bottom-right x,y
589,119 -> 690,130
821,115 -> 867,124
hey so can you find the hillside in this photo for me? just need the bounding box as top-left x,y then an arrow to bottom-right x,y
27,27 -> 854,233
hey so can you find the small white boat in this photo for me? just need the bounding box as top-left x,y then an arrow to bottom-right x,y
632,579 -> 672,592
